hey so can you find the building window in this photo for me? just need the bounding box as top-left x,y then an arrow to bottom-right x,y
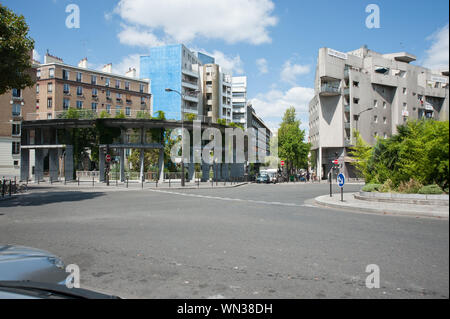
116,93 -> 122,100
374,100 -> 378,108
63,84 -> 70,94
115,80 -> 121,89
374,132 -> 378,138
36,100 -> 40,110
76,72 -> 82,82
47,113 -> 53,120
92,88 -> 98,97
116,106 -> 122,115
47,98 -> 53,108
63,98 -> 70,110
353,98 -> 359,104
76,101 -> 83,109
47,83 -> 53,93
403,88 -> 407,95
383,117 -> 387,124
353,81 -> 359,87
77,86 -> 83,96
12,88 -> 21,98
37,69 -> 41,79
374,115 -> 378,123
106,104 -> 111,114
125,107 -> 131,116
105,78 -> 110,87
12,104 -> 21,116
141,97 -> 146,105
91,103 -> 98,112
125,81 -> 130,90
383,102 -> 387,109
12,142 -> 21,155
14,160 -> 19,167
384,133 -> 388,139
36,84 -> 40,94
403,103 -> 407,109
49,68 -> 55,78
62,69 -> 69,80
140,84 -> 145,93
91,75 -> 97,85
12,124 -> 21,136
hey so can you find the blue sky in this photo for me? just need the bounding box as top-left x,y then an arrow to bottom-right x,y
3,0 -> 449,131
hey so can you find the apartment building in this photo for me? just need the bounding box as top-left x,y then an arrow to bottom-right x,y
200,63 -> 233,123
232,76 -> 248,127
0,53 -> 37,178
34,53 -> 152,120
309,46 -> 449,180
140,44 -> 201,121
246,103 -> 272,160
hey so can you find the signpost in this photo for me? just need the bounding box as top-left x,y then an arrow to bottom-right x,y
281,161 -> 285,167
337,173 -> 345,202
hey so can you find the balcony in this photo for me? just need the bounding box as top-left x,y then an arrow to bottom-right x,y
344,104 -> 350,113
344,68 -> 350,78
182,68 -> 199,78
320,83 -> 341,96
344,122 -> 351,129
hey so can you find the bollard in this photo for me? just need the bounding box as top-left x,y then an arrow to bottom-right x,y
169,178 -> 171,188
329,172 -> 332,198
9,180 -> 12,197
142,179 -> 144,189
116,178 -> 118,187
156,180 -> 158,188
78,177 -> 80,187
126,178 -> 129,189
1,179 -> 4,198
93,176 -> 95,188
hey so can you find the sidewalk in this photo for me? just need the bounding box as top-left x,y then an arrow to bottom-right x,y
315,193 -> 449,219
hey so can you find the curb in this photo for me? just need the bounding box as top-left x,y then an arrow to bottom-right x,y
314,194 -> 449,219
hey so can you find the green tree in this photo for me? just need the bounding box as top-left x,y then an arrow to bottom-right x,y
0,4 -> 35,95
277,107 -> 310,174
349,130 -> 373,178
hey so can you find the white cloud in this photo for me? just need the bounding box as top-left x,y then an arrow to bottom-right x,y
423,24 -> 449,70
280,60 -> 310,85
256,58 -> 268,74
250,86 -> 314,131
113,54 -> 142,77
195,49 -> 244,75
117,25 -> 166,48
33,49 -> 41,62
114,0 -> 277,46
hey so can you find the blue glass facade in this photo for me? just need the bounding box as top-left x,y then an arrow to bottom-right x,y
140,45 -> 183,120
197,52 -> 215,65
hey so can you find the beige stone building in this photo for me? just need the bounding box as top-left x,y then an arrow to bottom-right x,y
33,53 -> 152,120
0,55 -> 37,178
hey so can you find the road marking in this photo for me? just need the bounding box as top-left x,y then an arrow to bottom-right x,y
149,189 -> 307,208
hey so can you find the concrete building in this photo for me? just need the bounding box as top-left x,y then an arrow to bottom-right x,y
309,46 -> 449,180
34,53 -> 152,121
246,103 -> 272,161
199,64 -> 233,123
231,76 -> 248,127
0,53 -> 37,178
140,44 -> 201,121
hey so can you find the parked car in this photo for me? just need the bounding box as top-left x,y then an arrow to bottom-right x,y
0,245 -> 67,285
0,245 -> 119,299
256,174 -> 271,184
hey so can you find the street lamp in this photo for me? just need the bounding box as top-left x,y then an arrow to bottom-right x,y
354,107 -> 374,132
165,88 -> 200,187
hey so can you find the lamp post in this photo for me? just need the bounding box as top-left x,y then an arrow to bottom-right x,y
165,88 -> 200,187
355,107 -> 374,132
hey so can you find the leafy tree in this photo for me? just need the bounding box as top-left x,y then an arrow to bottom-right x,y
277,107 -> 310,174
0,4 -> 35,95
349,130 -> 373,178
184,113 -> 197,122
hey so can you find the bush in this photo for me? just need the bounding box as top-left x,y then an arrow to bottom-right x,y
418,185 -> 444,195
380,179 -> 395,193
362,184 -> 382,192
397,179 -> 423,194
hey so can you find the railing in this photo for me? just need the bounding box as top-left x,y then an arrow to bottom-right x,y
320,84 -> 341,95
0,177 -> 25,198
26,109 -> 153,121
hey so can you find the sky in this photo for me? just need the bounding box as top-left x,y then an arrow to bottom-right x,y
3,0 -> 449,133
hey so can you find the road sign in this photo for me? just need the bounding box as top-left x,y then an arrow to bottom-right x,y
337,173 -> 345,188
281,161 -> 285,167
106,154 -> 112,163
333,159 -> 339,165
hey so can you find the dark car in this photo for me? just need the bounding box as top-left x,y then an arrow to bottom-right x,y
256,174 -> 270,184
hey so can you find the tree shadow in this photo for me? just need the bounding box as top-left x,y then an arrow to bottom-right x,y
0,191 -> 106,208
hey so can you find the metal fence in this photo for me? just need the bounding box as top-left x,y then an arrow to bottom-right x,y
0,177 -> 26,199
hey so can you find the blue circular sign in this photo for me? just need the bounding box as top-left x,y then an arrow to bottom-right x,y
337,174 -> 345,188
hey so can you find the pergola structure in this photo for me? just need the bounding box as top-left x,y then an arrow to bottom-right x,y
20,119 -> 246,183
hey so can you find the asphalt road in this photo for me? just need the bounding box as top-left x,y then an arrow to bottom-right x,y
0,183 -> 448,299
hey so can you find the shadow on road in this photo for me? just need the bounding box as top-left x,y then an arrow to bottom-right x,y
0,191 -> 106,208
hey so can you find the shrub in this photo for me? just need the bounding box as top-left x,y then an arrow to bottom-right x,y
362,184 -> 382,192
380,179 -> 395,193
418,185 -> 444,195
397,179 -> 423,194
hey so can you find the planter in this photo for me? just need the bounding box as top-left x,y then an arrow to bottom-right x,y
356,191 -> 449,206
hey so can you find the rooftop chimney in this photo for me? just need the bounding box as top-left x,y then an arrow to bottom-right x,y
78,58 -> 88,68
125,67 -> 137,78
44,51 -> 64,64
102,63 -> 112,73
